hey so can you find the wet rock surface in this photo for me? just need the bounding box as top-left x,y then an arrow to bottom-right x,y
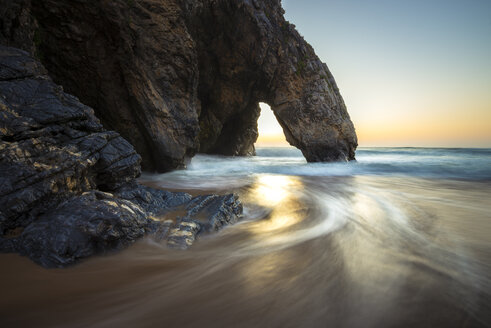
0,47 -> 242,267
0,0 -> 357,171
166,194 -> 243,249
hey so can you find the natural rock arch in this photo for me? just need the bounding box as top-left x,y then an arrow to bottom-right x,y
0,0 -> 357,171
187,0 -> 357,161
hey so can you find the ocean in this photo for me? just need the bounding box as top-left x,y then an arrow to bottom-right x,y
1,147 -> 490,327
145,147 -> 491,187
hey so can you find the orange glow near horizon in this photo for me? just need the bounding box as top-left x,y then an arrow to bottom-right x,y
256,102 -> 491,148
341,74 -> 491,147
256,121 -> 491,148
256,103 -> 290,147
354,112 -> 491,147
255,134 -> 289,147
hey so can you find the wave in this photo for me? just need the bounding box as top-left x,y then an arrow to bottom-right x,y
142,147 -> 491,189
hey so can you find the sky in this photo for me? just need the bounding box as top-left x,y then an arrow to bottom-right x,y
256,0 -> 491,147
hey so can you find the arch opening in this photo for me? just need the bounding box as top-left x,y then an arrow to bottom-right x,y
255,103 -> 289,148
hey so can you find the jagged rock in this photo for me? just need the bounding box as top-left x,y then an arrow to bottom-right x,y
167,194 -> 242,249
0,46 -> 140,233
13,191 -> 150,267
184,194 -> 243,233
0,46 -> 242,267
0,0 -> 357,171
167,220 -> 201,249
115,183 -> 193,215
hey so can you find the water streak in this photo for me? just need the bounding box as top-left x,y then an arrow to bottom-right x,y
0,147 -> 490,327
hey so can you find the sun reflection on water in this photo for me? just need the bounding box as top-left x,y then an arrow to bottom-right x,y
246,175 -> 305,233
250,175 -> 301,206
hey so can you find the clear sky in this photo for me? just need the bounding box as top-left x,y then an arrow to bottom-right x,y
256,0 -> 491,147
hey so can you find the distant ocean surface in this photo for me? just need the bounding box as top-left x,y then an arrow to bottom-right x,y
258,146 -> 491,180
2,147 -> 490,327
145,147 -> 491,190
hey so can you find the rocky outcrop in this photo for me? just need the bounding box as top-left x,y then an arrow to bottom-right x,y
0,0 -> 357,172
185,0 -> 357,161
163,194 -> 242,249
0,46 -> 242,267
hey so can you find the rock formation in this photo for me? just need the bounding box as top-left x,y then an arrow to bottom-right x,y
0,46 -> 242,267
0,0 -> 357,172
185,0 -> 357,162
0,0 -> 357,266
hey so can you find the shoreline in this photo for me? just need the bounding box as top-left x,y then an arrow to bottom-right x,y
1,174 -> 490,327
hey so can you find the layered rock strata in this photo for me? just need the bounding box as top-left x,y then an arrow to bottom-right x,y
0,46 -> 242,267
0,0 -> 357,172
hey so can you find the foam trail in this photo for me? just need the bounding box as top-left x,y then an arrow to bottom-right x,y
1,147 -> 490,327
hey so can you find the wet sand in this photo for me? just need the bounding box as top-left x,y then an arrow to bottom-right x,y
0,176 -> 490,327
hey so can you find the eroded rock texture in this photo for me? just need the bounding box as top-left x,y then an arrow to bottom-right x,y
0,47 -> 242,267
30,0 -> 200,172
0,0 -> 357,172
185,0 -> 357,161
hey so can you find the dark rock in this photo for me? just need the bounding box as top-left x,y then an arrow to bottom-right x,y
115,183 -> 193,216
167,194 -> 243,249
184,0 -> 357,161
13,191 -> 149,267
183,194 -> 243,233
167,220 -> 201,250
0,46 -> 242,267
1,0 -> 357,171
30,0 -> 200,172
0,0 -> 37,54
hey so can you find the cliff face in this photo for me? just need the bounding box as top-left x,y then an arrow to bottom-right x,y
0,47 -> 242,267
32,0 -> 200,172
0,0 -> 357,172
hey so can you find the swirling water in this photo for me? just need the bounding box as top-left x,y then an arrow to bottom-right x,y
1,147 -> 490,327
